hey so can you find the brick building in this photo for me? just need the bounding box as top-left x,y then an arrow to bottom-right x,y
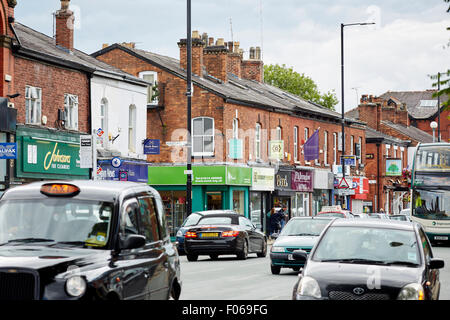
346,94 -> 434,213
93,31 -> 368,236
3,0 -> 148,186
0,0 -> 18,191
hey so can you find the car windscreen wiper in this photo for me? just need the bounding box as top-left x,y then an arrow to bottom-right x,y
319,258 -> 387,265
0,238 -> 56,246
384,260 -> 420,267
290,233 -> 318,236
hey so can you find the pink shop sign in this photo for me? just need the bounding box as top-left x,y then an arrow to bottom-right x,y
291,170 -> 314,192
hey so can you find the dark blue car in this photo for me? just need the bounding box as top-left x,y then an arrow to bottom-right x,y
176,210 -> 238,254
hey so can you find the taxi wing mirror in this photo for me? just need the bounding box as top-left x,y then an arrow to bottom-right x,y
429,258 -> 444,270
121,234 -> 146,250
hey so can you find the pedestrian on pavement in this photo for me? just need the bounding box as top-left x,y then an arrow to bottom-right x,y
279,205 -> 288,230
266,208 -> 276,236
269,208 -> 283,237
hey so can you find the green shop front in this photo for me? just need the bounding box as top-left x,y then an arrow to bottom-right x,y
15,126 -> 90,183
148,165 -> 252,238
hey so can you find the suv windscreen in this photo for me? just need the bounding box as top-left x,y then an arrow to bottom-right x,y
0,199 -> 113,248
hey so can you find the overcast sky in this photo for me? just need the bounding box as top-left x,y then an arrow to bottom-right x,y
14,0 -> 450,111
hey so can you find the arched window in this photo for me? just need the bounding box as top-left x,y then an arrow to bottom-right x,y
232,118 -> 239,139
192,117 -> 214,156
128,105 -> 137,152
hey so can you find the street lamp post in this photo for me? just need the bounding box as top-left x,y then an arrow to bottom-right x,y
430,121 -> 438,142
340,22 -> 375,180
186,0 -> 193,217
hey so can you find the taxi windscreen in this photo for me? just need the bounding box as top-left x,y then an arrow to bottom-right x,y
0,199 -> 113,248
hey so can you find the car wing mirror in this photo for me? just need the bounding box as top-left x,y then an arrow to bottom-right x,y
429,258 -> 445,270
271,232 -> 279,239
121,234 -> 146,250
292,249 -> 308,261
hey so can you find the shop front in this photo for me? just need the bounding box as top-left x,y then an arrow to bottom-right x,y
312,169 -> 333,215
250,167 -> 275,233
15,126 -> 90,183
148,165 -> 252,238
291,168 -> 314,217
350,177 -> 370,214
272,168 -> 295,218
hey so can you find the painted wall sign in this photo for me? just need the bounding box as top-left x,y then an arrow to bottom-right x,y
228,139 -> 243,159
269,140 -> 284,160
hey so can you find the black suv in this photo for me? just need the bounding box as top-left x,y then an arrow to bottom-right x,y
0,180 -> 181,300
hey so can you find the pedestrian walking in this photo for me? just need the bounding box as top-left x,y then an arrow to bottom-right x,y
279,205 -> 288,230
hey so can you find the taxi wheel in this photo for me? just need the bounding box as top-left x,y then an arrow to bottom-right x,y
187,254 -> 198,262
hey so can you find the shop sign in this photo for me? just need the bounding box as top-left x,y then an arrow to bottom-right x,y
352,177 -> 369,194
251,167 -> 275,191
21,137 -> 87,176
275,170 -> 292,190
79,135 -> 92,168
228,139 -> 243,159
291,170 -> 313,192
335,188 -> 355,196
226,166 -> 251,186
148,165 -> 251,186
0,143 -> 17,159
366,153 -> 374,159
144,139 -> 160,155
98,160 -> 148,183
269,140 -> 284,160
386,159 -> 402,176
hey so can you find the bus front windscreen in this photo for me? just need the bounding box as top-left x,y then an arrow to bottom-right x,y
415,145 -> 450,172
412,188 -> 450,219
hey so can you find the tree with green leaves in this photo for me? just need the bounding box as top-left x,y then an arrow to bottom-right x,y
431,0 -> 450,108
264,64 -> 338,110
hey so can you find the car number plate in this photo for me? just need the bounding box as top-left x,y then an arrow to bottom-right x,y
288,254 -> 294,261
200,233 -> 219,238
434,236 -> 448,241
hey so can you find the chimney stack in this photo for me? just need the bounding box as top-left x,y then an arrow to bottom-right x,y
241,46 -> 264,82
178,30 -> 205,77
55,0 -> 75,51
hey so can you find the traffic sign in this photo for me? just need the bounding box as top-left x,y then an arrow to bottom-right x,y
338,178 -> 350,189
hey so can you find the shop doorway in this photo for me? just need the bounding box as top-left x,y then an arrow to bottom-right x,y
207,192 -> 223,210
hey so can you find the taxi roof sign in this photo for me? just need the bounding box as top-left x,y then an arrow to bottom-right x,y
40,183 -> 80,197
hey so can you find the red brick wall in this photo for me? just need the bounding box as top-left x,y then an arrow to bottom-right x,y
415,110 -> 450,142
0,0 -> 16,97
241,60 -> 264,82
14,56 -> 90,133
95,46 -> 366,172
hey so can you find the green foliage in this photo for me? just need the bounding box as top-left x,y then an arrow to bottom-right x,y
264,64 -> 338,111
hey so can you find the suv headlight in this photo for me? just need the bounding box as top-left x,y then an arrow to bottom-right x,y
66,276 -> 87,297
271,246 -> 284,253
296,276 -> 322,299
397,283 -> 425,300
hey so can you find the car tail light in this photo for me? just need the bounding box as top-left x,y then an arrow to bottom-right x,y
221,231 -> 239,237
185,232 -> 197,238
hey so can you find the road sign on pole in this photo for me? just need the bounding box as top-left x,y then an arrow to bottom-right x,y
338,177 -> 350,189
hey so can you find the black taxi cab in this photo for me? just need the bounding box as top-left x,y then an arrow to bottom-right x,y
0,180 -> 181,300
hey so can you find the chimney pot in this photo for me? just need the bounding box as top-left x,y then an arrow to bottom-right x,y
249,47 -> 255,59
228,41 -> 233,52
216,38 -> 225,46
102,43 -> 109,49
255,47 -> 261,60
192,30 -> 200,39
234,41 -> 240,53
60,0 -> 70,10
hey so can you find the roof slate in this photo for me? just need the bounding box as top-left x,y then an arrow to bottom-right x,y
381,120 -> 434,143
92,43 -> 358,123
13,22 -> 148,86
